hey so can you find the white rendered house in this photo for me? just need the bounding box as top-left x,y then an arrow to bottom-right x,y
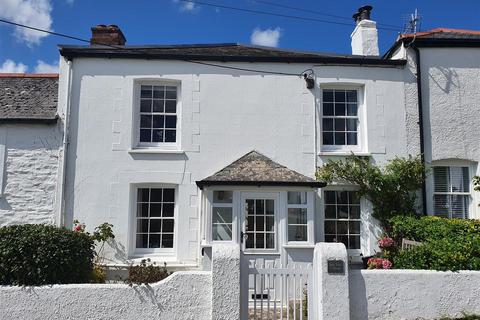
54,8 -> 480,270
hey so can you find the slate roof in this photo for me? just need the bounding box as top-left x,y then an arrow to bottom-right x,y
59,43 -> 405,67
0,74 -> 59,122
196,151 -> 326,188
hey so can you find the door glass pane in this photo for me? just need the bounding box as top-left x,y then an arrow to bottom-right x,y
244,198 -> 275,250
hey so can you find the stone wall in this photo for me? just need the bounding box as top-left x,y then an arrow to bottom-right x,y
349,269 -> 480,320
0,271 -> 212,320
0,124 -> 62,226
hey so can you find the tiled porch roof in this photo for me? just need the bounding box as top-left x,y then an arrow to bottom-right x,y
196,151 -> 326,189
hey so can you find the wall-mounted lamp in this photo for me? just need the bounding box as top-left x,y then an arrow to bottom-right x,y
302,70 -> 315,89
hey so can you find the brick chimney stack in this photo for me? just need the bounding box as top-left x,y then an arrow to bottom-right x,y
90,25 -> 126,46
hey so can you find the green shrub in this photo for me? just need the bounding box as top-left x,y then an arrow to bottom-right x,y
388,216 -> 480,271
0,224 -> 95,285
125,259 -> 170,286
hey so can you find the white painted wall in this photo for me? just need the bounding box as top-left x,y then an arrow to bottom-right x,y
349,269 -> 480,320
0,124 -> 62,226
407,47 -> 480,218
59,57 -> 410,266
0,271 -> 212,320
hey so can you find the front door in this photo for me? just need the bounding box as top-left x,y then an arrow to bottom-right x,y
241,192 -> 278,253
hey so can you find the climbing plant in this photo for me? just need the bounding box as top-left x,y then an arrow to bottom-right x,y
316,155 -> 427,227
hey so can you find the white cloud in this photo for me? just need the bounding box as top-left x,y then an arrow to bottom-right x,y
173,0 -> 197,12
0,59 -> 28,73
250,27 -> 282,47
34,59 -> 58,73
0,0 -> 53,46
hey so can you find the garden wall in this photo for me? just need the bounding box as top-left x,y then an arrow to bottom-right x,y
349,269 -> 480,320
0,271 -> 211,320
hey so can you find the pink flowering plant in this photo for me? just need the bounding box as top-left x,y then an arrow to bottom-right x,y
367,257 -> 392,269
378,236 -> 395,249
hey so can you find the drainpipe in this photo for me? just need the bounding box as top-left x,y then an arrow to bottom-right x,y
412,45 -> 428,215
55,58 -> 73,226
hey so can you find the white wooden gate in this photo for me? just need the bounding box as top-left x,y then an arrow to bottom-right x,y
241,258 -> 312,320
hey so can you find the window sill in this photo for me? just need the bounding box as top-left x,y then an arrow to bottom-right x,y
318,151 -> 370,156
283,244 -> 315,249
128,148 -> 185,155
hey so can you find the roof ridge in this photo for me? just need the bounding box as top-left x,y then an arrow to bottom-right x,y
400,27 -> 480,39
0,73 -> 59,78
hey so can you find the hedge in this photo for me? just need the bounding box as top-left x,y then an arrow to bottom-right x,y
0,224 -> 95,285
388,216 -> 480,271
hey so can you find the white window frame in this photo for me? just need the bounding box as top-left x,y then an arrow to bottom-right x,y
130,184 -> 178,257
320,85 -> 365,153
132,80 -> 181,151
322,189 -> 362,254
286,191 -> 314,245
431,164 -> 472,219
211,190 -> 235,243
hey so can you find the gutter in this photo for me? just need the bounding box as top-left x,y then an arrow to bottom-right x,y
412,45 -> 428,215
55,59 -> 73,227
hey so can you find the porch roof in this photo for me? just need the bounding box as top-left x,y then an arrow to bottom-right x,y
196,151 -> 326,189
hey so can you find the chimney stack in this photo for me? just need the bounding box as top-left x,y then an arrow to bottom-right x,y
90,24 -> 126,46
351,6 -> 379,56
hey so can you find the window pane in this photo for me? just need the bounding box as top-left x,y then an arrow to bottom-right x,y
150,219 -> 161,232
349,221 -> 361,234
349,191 -> 360,204
152,99 -> 164,113
323,90 -> 334,102
349,205 -> 361,219
140,99 -> 151,112
323,132 -> 334,145
265,200 -> 274,215
287,192 -> 307,204
165,116 -> 177,129
213,224 -> 232,241
152,115 -> 164,128
256,233 -> 265,249
433,167 -> 448,192
163,189 -> 175,202
140,86 -> 152,98
138,188 -> 149,202
347,133 -> 357,145
165,100 -> 176,113
433,195 -> 449,217
346,119 -> 357,131
140,129 -> 151,142
288,208 -> 307,224
347,104 -> 358,116
162,203 -> 174,217
337,191 -> 348,204
450,195 -> 468,219
161,234 -> 173,248
162,219 -> 174,233
149,234 -> 161,248
136,234 -> 148,248
165,88 -> 177,99
322,118 -> 334,131
349,235 -> 360,249
334,118 -> 346,131
288,226 -> 307,241
337,221 -> 348,234
256,200 -> 264,215
150,189 -> 163,202
137,219 -> 149,233
334,103 -> 346,116
334,132 -> 345,145
338,206 -> 349,219
153,86 -> 164,99
164,130 -> 176,143
212,207 -> 233,224
346,90 -> 357,103
266,216 -> 274,231
246,233 -> 254,248
255,216 -> 265,231
266,233 -> 275,249
337,235 -> 348,247
324,191 -> 336,204
335,90 -> 346,102
323,103 -> 334,116
137,203 -> 149,217
149,203 -> 162,217
324,221 -> 336,234
152,130 -> 164,142
450,167 -> 468,192
213,191 -> 233,203
325,205 -> 336,219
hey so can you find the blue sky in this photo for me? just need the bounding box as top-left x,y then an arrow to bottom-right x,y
1,0 -> 480,73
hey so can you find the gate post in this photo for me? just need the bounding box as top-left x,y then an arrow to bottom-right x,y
212,243 -> 241,320
312,243 -> 350,320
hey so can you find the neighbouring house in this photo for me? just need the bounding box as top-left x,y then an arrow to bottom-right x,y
0,74 -> 62,226
385,28 -> 480,219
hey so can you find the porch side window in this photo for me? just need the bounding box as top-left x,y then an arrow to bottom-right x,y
212,191 -> 233,241
322,89 -> 359,148
287,192 -> 308,242
324,190 -> 361,249
433,166 -> 470,219
139,84 -> 178,144
136,187 -> 175,249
